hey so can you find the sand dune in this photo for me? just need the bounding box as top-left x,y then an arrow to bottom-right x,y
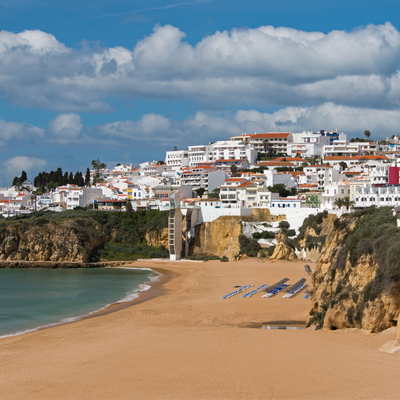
1,259 -> 399,399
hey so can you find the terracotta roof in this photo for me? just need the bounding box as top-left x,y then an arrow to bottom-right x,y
257,161 -> 295,166
299,184 -> 318,188
352,155 -> 389,160
246,133 -> 291,138
237,182 -> 254,188
306,165 -> 332,168
324,156 -> 352,160
272,157 -> 305,162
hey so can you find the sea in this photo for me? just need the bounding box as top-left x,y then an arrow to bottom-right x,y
0,267 -> 158,338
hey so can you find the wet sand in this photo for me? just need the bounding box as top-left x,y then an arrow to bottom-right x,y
1,259 -> 399,400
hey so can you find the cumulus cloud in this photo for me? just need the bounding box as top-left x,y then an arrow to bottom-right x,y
0,23 -> 398,111
1,156 -> 47,186
47,113 -> 83,143
0,119 -> 44,142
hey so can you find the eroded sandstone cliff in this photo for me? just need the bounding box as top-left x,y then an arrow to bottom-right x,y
0,218 -> 107,262
307,208 -> 400,333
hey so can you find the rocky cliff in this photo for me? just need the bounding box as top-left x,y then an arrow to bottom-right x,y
192,209 -> 282,260
0,210 -> 170,263
0,218 -> 107,262
307,208 -> 400,333
269,230 -> 297,261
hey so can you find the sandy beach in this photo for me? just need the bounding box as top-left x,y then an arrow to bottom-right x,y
1,259 -> 399,400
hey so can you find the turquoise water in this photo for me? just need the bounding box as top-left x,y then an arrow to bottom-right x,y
0,267 -> 156,337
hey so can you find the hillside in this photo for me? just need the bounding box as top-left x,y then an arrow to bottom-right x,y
0,210 -> 169,263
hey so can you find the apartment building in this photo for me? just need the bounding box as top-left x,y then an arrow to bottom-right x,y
230,133 -> 292,155
66,187 -> 103,210
188,140 -> 256,166
287,131 -> 331,158
165,150 -> 189,170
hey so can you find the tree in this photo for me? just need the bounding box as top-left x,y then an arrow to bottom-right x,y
342,196 -> 355,210
12,171 -> 28,187
230,164 -> 238,177
173,146 -> 178,151
208,188 -> 220,199
85,167 -> 91,187
157,160 -> 165,165
334,198 -> 344,209
267,184 -> 291,197
126,200 -> 132,212
195,187 -> 206,198
364,130 -> 371,139
68,172 -> 75,185
339,162 -> 348,170
91,159 -> 106,184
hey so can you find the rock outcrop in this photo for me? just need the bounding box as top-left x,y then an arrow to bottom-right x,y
269,230 -> 297,261
0,218 -> 107,263
192,216 -> 244,260
306,210 -> 400,333
145,228 -> 169,248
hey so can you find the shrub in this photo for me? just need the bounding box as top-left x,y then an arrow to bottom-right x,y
239,234 -> 261,257
252,231 -> 275,240
278,220 -> 290,229
267,245 -> 276,257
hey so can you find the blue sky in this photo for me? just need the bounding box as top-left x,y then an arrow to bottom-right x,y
1,0 -> 400,185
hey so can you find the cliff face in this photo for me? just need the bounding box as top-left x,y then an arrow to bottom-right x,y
192,209 -> 282,260
307,209 -> 400,333
0,218 -> 107,263
192,216 -> 244,260
145,228 -> 169,248
269,230 -> 297,261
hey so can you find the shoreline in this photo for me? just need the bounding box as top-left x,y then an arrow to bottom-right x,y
1,259 -> 399,400
0,263 -> 178,339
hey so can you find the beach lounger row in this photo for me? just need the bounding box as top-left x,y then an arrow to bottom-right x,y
262,283 -> 289,298
282,283 -> 307,298
261,279 -> 288,294
221,284 -> 254,299
242,289 -> 260,298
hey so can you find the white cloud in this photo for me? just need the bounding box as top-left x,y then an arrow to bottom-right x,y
2,156 -> 47,186
47,113 -> 83,143
0,119 -> 44,141
0,24 -> 398,111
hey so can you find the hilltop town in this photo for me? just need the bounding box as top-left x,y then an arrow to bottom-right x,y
1,130 -> 399,219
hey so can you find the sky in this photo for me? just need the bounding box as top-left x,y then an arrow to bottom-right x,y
1,0 -> 400,185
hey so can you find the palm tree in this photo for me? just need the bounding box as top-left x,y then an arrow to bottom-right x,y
334,198 -> 344,209
364,130 -> 371,139
342,196 -> 355,210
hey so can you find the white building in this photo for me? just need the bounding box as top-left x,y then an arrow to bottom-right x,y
230,133 -> 292,155
287,131 -> 331,158
165,150 -> 189,170
188,140 -> 256,166
321,181 -> 351,209
66,187 -> 103,210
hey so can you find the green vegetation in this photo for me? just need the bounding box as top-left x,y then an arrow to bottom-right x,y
239,234 -> 261,257
330,207 -> 400,304
267,184 -> 297,197
298,210 -> 328,240
252,231 -> 275,239
0,209 -> 170,262
33,168 -> 85,190
278,220 -> 290,229
93,241 -> 169,261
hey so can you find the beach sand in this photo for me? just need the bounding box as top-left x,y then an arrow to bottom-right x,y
1,259 -> 399,400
